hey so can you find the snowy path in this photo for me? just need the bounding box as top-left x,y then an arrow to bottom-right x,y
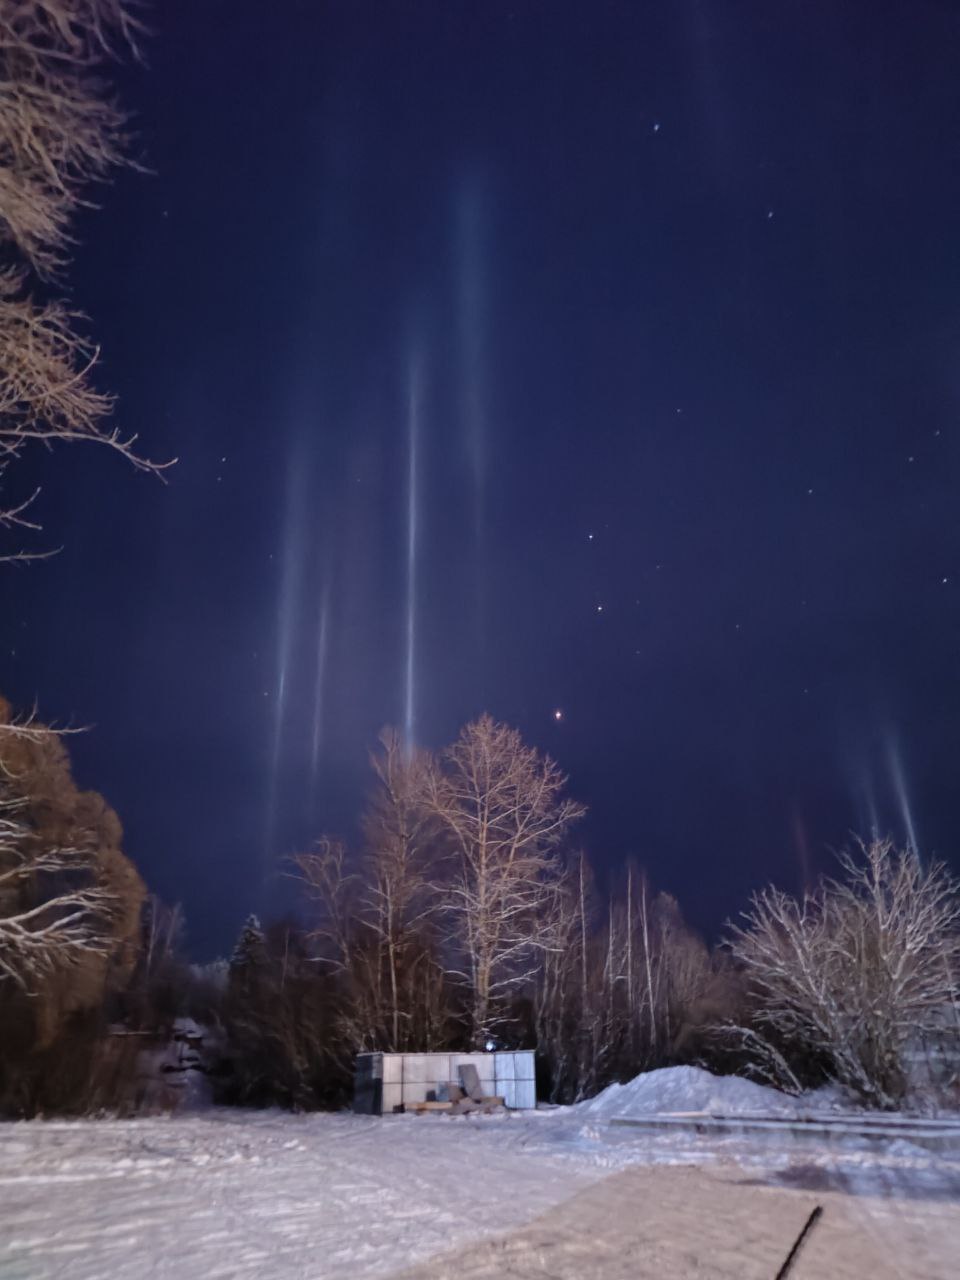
401,1161 -> 960,1279
1,1108 -> 959,1278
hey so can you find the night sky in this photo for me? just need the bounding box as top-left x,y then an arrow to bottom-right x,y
3,0 -> 960,958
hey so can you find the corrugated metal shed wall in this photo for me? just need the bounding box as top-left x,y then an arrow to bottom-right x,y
353,1051 -> 536,1113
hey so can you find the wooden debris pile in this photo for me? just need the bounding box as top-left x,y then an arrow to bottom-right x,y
401,1064 -> 507,1115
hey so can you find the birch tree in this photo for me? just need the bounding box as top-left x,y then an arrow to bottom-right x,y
426,714 -> 585,1047
359,728 -> 445,1051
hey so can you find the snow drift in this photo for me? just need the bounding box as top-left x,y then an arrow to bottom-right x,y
579,1066 -> 802,1119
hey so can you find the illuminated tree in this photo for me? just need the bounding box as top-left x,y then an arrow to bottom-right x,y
0,698 -> 142,1020
729,838 -> 960,1106
359,728 -> 444,1051
0,0 -> 169,560
426,714 -> 586,1047
0,787 -> 112,989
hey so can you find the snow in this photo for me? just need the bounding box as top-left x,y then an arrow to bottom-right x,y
578,1064 -> 805,1119
2,1069 -> 960,1278
0,1110 -> 597,1279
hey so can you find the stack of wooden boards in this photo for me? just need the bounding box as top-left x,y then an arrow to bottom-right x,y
401,1064 -> 506,1115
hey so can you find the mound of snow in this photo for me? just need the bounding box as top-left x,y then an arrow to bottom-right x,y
580,1066 -> 801,1119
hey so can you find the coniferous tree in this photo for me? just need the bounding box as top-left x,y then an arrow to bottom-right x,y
229,915 -> 267,980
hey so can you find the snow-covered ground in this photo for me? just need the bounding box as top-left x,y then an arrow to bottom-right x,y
2,1070 -> 959,1278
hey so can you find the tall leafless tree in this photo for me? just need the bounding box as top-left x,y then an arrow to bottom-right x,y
359,728 -> 444,1051
426,714 -> 585,1048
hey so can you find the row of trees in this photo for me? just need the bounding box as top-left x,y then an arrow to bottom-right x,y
1,701 -> 958,1114
221,716 -> 960,1111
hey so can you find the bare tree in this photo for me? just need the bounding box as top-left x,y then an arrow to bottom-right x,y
359,728 -> 444,1051
288,837 -> 379,1058
0,787 -> 112,989
729,837 -> 960,1107
139,893 -> 183,983
0,0 -> 170,559
534,851 -> 622,1101
289,837 -> 355,978
426,714 -> 585,1047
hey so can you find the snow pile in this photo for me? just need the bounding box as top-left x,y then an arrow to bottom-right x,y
580,1066 -> 801,1119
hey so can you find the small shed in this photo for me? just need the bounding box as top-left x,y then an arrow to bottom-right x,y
353,1051 -> 536,1114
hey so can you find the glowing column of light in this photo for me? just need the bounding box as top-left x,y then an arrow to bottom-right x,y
309,579 -> 330,798
458,178 -> 485,549
264,453 -> 304,866
886,731 -> 919,853
404,354 -> 421,753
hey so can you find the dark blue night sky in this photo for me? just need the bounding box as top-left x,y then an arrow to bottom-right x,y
3,0 -> 960,957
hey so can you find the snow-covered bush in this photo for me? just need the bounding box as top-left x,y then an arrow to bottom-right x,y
728,838 -> 960,1108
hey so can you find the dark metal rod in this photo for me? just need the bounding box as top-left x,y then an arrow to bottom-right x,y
775,1205 -> 823,1279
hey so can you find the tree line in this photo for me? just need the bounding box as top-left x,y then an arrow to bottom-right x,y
2,701 -> 958,1115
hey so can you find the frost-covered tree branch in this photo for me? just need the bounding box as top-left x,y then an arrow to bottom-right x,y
0,790 -> 113,990
0,0 -> 172,559
728,837 -> 960,1106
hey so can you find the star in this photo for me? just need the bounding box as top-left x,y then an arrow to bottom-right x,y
596,604 -> 604,613
552,708 -> 564,722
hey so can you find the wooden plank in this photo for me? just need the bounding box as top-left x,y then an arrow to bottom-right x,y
409,1100 -> 454,1112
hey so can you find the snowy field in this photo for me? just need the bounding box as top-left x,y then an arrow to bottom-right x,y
2,1070 -> 960,1279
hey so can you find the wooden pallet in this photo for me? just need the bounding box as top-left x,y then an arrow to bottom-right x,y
405,1096 -> 506,1115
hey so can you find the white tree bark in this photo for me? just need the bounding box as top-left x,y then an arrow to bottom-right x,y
426,715 -> 585,1047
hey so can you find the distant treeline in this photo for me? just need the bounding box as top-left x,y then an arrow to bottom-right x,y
1,701 -> 958,1116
